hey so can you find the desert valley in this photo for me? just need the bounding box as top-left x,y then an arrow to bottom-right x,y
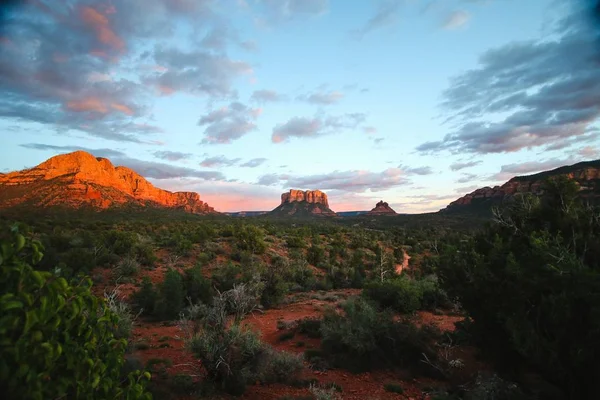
2,0 -> 600,399
2,152 -> 600,400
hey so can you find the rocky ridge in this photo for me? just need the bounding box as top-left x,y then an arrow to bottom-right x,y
367,201 -> 397,216
0,151 -> 216,213
445,160 -> 600,212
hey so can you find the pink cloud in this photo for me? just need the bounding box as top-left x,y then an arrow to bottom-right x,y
66,97 -> 134,116
80,6 -> 125,52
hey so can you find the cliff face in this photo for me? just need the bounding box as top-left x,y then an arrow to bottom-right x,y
445,160 -> 600,212
270,189 -> 336,216
281,189 -> 329,207
367,201 -> 397,216
0,151 -> 216,214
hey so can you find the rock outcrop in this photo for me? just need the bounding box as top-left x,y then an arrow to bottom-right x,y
367,201 -> 397,216
270,189 -> 336,216
0,151 -> 216,213
444,160 -> 600,212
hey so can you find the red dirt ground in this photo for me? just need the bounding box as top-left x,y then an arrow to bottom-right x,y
126,289 -> 470,400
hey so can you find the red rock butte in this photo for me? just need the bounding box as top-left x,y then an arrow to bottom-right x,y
0,151 -> 216,213
271,189 -> 336,216
367,200 -> 397,216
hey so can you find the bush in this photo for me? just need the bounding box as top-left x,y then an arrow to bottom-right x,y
131,276 -> 158,316
0,230 -> 151,399
319,297 -> 439,373
182,265 -> 213,305
156,269 -> 185,320
384,382 -> 404,394
183,283 -> 300,395
115,257 -> 141,278
363,277 -> 423,313
440,178 -> 600,399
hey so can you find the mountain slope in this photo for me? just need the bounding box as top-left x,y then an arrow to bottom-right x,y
444,160 -> 600,213
0,151 -> 216,214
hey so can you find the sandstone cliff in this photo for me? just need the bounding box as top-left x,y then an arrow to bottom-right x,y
0,151 -> 216,214
367,201 -> 397,216
445,160 -> 600,212
270,189 -> 336,216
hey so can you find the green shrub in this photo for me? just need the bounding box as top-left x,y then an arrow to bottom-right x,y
115,257 -> 141,278
363,277 -> 423,313
297,317 -> 322,338
182,265 -> 213,305
131,276 -> 158,316
384,382 -> 404,394
184,283 -> 299,395
156,269 -> 185,320
440,178 -> 600,399
234,225 -> 267,254
0,230 -> 151,399
319,298 -> 438,373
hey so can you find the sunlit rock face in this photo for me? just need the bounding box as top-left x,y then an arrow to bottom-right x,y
0,151 -> 216,214
271,189 -> 336,216
367,201 -> 397,216
445,160 -> 600,212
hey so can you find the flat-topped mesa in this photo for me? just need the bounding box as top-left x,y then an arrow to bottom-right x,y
281,189 -> 329,207
367,200 -> 397,216
271,189 -> 336,217
0,151 -> 217,214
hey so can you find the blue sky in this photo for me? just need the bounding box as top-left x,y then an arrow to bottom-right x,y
1,0 -> 599,212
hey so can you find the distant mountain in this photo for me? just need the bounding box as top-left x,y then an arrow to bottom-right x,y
0,151 -> 216,214
224,211 -> 268,217
337,211 -> 368,217
367,201 -> 397,216
269,189 -> 336,217
444,160 -> 600,213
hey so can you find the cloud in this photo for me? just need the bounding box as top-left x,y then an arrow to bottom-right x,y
363,126 -> 377,134
491,158 -> 576,181
146,47 -> 253,98
19,143 -> 126,159
198,102 -> 262,144
257,168 -> 411,193
571,145 -> 599,158
442,10 -> 470,29
240,158 -> 268,167
153,151 -> 193,161
251,89 -> 285,103
0,0 -> 251,142
351,0 -> 402,40
398,164 -> 434,175
19,142 -> 224,180
272,113 -> 366,143
456,173 -> 478,184
418,7 -> 600,155
299,90 -> 344,105
450,160 -> 482,171
200,155 -> 241,167
255,0 -> 328,22
148,177 -> 281,212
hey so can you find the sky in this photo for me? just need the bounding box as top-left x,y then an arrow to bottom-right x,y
0,0 -> 599,213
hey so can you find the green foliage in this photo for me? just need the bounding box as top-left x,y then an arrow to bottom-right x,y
115,257 -> 141,278
319,297 -> 439,373
307,244 -> 326,266
155,269 -> 185,320
234,224 -> 267,254
0,230 -> 151,400
182,265 -> 213,305
184,284 -> 300,395
363,277 -> 423,313
384,382 -> 404,394
439,177 -> 600,399
131,277 -> 158,316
